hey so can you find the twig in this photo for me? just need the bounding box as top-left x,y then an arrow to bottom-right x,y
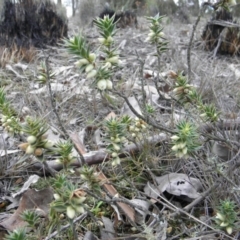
44,56 -> 86,165
187,9 -> 202,82
44,212 -> 88,240
146,184 -> 236,240
112,89 -> 175,134
83,189 -> 161,228
135,50 -> 147,106
182,183 -> 219,213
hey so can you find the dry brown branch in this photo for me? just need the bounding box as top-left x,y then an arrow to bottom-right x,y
26,117 -> 240,175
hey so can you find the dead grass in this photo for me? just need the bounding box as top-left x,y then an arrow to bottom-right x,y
0,44 -> 37,67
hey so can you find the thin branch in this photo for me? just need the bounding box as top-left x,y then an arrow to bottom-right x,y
45,56 -> 86,165
187,9 -> 202,82
112,89 -> 175,134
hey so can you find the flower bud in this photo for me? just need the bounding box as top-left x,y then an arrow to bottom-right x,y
18,142 -> 29,151
66,206 -> 75,219
26,145 -> 35,154
103,62 -> 112,69
53,193 -> 61,200
80,174 -> 87,180
220,222 -> 228,227
1,115 -> 7,122
226,226 -> 233,235
171,135 -> 180,141
182,147 -> 188,155
73,197 -> 86,204
106,80 -> 113,90
107,36 -> 113,43
200,113 -> 207,118
111,152 -> 118,158
216,213 -> 225,221
148,31 -> 155,38
98,37 -> 106,44
106,56 -> 119,64
171,145 -> 179,151
44,140 -> 54,149
177,142 -> 186,149
27,135 -> 37,144
76,206 -> 85,214
75,58 -> 89,67
85,64 -> 94,73
114,138 -> 121,143
55,158 -> 61,163
113,143 -> 120,151
34,148 -> 43,156
112,157 -> 121,166
89,53 -> 96,61
129,126 -> 134,131
97,79 -> 107,90
87,69 -> 97,79
37,75 -> 46,81
134,127 -> 140,132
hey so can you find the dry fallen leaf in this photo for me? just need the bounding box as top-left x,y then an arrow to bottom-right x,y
144,173 -> 202,202
0,188 -> 53,231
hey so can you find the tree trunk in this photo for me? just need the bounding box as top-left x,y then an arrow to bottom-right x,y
72,0 -> 75,17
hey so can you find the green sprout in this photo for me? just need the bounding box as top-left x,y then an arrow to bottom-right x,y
198,103 -> 220,122
4,228 -> 27,240
146,104 -> 155,115
146,13 -> 169,53
172,74 -> 220,122
36,61 -> 55,84
215,200 -> 237,235
50,174 -> 87,220
0,88 -> 21,135
128,117 -> 147,139
53,140 -> 75,170
93,14 -> 118,47
19,117 -> 52,157
171,120 -> 200,158
21,209 -> 40,228
103,116 -> 148,165
64,35 -> 97,78
65,15 -> 120,92
172,72 -> 193,103
104,117 -> 127,166
79,166 -> 101,193
94,66 -> 113,91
